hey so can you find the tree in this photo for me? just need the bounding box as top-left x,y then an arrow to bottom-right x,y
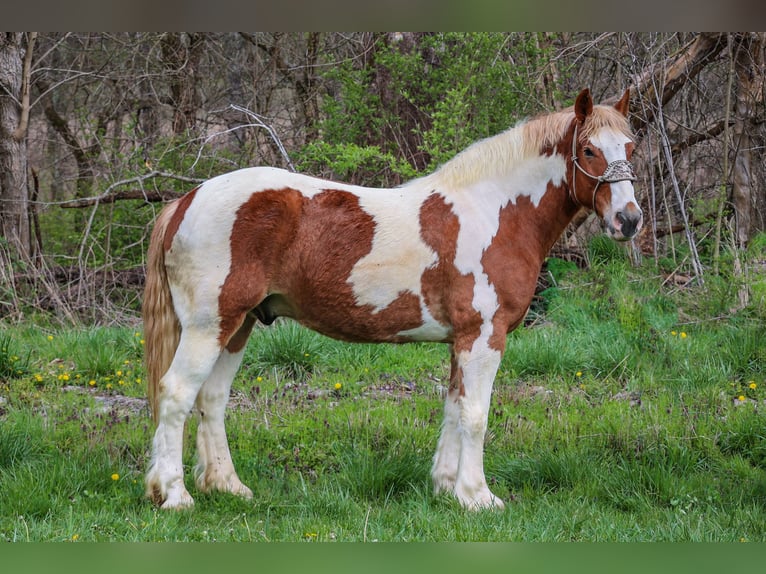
0,32 -> 35,263
730,32 -> 765,249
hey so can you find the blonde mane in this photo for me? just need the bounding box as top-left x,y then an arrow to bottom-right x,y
413,104 -> 632,191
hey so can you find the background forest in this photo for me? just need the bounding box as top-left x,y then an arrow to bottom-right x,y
0,32 -> 765,324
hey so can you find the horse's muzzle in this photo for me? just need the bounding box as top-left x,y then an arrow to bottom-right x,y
608,203 -> 643,240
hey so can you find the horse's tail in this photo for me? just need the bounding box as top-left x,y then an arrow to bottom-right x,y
142,201 -> 181,426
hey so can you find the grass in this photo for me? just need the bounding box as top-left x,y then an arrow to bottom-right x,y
1,257 -> 765,541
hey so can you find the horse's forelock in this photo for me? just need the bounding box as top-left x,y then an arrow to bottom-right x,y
577,105 -> 634,144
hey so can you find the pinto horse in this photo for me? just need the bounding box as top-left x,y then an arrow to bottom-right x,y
143,88 -> 642,510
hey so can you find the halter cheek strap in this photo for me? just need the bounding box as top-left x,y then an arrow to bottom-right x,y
569,123 -> 637,209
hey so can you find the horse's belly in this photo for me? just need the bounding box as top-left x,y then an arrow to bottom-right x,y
290,295 -> 452,344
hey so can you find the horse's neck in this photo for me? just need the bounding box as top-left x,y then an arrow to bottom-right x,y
479,180 -> 579,269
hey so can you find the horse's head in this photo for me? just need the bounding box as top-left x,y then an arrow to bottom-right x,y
569,88 -> 643,241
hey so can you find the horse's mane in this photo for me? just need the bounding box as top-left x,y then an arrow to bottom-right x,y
411,104 -> 632,191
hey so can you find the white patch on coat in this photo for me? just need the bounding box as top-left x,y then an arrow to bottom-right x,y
397,304 -> 452,341
347,187 -> 437,313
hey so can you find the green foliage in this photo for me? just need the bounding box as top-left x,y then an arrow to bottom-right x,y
245,320 -> 327,381
0,332 -> 30,380
746,232 -> 766,318
307,33 -> 559,185
294,141 -> 417,187
588,235 -> 629,267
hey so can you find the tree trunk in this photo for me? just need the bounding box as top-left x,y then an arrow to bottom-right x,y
0,33 -> 31,262
731,32 -> 765,249
161,32 -> 205,135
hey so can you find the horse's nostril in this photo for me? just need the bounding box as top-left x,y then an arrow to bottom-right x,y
615,210 -> 639,238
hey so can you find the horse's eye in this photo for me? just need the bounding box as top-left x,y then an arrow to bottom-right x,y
583,147 -> 595,158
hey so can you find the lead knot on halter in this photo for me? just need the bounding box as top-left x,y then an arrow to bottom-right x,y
569,123 -> 637,209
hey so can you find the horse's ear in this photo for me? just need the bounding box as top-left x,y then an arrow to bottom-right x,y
614,89 -> 630,117
574,88 -> 593,124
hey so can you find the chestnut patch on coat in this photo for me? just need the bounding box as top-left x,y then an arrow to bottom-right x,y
481,184 -> 575,351
163,187 -> 198,252
448,348 -> 465,397
217,188 -> 305,347
419,193 -> 481,353
280,189 -> 425,341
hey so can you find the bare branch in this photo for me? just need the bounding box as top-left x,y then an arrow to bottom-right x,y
605,33 -> 728,135
59,171 -> 202,208
229,104 -> 296,171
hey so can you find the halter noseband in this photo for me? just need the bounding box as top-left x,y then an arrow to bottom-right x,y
570,123 -> 637,209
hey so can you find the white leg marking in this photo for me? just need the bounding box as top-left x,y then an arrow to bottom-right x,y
432,342 -> 505,510
194,348 -> 253,499
145,328 -> 222,510
451,345 -> 505,510
432,386 -> 461,494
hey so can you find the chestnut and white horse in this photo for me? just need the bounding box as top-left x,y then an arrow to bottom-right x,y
143,88 -> 642,510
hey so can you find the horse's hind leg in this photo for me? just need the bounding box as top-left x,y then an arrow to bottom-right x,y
194,317 -> 254,499
146,327 -> 223,510
432,347 -> 462,494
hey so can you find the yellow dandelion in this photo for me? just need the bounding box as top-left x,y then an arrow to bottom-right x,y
88,380 -> 96,387
576,371 -> 583,378
116,370 -> 123,376
334,382 -> 342,390
680,332 -> 687,339
749,382 -> 757,390
671,331 -> 677,336
71,534 -> 80,542
47,335 -> 54,341
106,383 -> 113,390
304,353 -> 310,357
140,339 -> 145,345
738,395 -> 746,402
111,473 -> 120,481
136,378 -> 142,384
34,374 -> 43,382
256,376 -> 263,382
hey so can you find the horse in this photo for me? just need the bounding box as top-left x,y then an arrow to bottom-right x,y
142,88 -> 643,510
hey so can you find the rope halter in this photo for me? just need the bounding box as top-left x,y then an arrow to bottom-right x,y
570,123 -> 637,209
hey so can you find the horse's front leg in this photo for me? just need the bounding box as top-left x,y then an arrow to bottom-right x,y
432,342 -> 504,510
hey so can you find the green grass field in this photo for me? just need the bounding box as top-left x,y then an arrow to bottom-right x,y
1,256 -> 765,541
